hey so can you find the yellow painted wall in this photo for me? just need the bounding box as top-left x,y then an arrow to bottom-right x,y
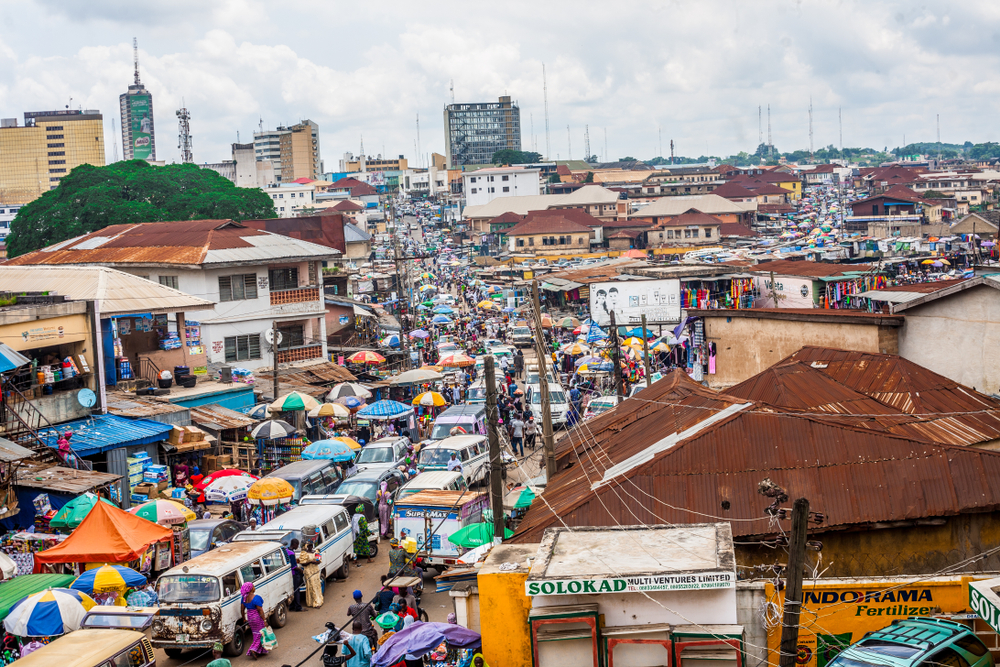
478,544 -> 537,667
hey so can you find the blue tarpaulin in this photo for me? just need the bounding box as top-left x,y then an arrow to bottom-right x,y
36,414 -> 172,457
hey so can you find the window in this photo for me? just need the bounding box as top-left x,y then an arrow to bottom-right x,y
261,550 -> 286,573
528,237 -> 534,246
559,236 -> 567,245
219,274 -> 258,301
239,560 -> 265,583
333,511 -> 350,534
158,275 -> 179,289
224,334 -> 261,362
48,151 -> 64,156
277,324 -> 304,350
470,177 -> 477,183
578,237 -> 584,244
470,188 -> 477,194
47,143 -> 64,148
46,134 -> 64,140
684,229 -> 692,238
921,648 -> 968,667
279,193 -> 284,198
503,186 -> 510,193
954,636 -> 988,658
269,267 -> 299,291
502,175 -> 509,181
516,239 -> 524,247
46,125 -> 63,131
49,177 -> 61,182
704,228 -> 712,238
111,646 -> 146,667
221,572 -> 239,598
48,159 -> 65,165
49,168 -> 66,173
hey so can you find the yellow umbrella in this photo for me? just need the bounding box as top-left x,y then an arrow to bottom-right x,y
561,342 -> 590,355
651,341 -> 670,353
921,259 -> 936,265
477,300 -> 497,310
332,436 -> 362,450
413,391 -> 447,407
622,337 -> 645,348
308,402 -> 351,418
937,258 -> 951,265
270,391 -> 321,412
247,478 -> 295,506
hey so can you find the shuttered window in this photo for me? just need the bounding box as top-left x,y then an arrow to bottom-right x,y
218,274 -> 258,302
268,267 -> 298,291
224,335 -> 261,362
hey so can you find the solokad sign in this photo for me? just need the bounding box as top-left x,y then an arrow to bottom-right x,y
526,572 -> 734,596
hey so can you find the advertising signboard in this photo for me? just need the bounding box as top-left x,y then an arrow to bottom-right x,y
129,94 -> 153,160
754,276 -> 815,308
527,571 -> 734,596
589,279 -> 680,326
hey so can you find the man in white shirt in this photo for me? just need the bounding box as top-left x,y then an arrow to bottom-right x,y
447,452 -> 463,473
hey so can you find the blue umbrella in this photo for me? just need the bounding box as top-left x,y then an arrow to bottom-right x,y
417,304 -> 431,311
0,343 -> 30,374
245,403 -> 270,420
383,334 -> 401,347
502,306 -> 516,313
433,305 -> 454,314
302,439 -> 355,462
70,565 -> 147,595
408,329 -> 430,339
4,588 -> 97,637
431,315 -> 452,325
358,399 -> 413,420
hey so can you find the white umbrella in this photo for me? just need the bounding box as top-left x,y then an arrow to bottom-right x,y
250,420 -> 295,440
327,382 -> 373,400
204,475 -> 258,503
0,552 -> 16,580
389,368 -> 444,386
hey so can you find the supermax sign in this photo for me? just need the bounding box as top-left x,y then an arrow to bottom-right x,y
526,573 -> 734,596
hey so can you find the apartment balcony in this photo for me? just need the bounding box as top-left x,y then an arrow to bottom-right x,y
270,286 -> 320,307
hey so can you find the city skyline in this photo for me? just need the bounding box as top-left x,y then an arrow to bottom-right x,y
1,0 -> 998,167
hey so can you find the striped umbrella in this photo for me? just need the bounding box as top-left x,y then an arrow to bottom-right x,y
71,565 -> 146,596
270,391 -> 321,412
4,588 -> 97,637
348,351 -> 386,364
412,391 -> 447,407
129,499 -> 197,525
247,477 -> 295,506
439,352 -> 475,368
328,383 -> 373,400
332,436 -> 362,450
382,334 -> 401,347
250,419 -> 295,440
560,342 -> 590,356
308,402 -> 351,418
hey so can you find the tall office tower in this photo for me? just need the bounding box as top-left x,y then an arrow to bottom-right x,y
119,39 -> 156,161
0,109 -> 106,204
254,119 -> 321,182
443,95 -> 521,168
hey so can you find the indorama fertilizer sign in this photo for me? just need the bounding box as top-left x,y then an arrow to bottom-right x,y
526,572 -> 734,596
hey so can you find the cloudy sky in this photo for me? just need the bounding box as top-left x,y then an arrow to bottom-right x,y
1,0 -> 996,167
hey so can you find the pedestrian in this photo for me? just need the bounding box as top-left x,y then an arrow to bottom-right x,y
510,414 -> 524,457
322,640 -> 356,667
447,451 -> 463,474
346,620 -> 372,667
347,589 -> 379,649
240,582 -> 269,660
376,482 -> 392,539
207,643 -> 230,667
287,539 -> 304,612
513,350 -> 524,379
297,541 -> 324,608
376,576 -> 395,613
525,417 -> 537,450
352,506 -> 374,566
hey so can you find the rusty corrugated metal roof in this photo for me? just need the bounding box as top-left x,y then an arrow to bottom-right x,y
189,404 -> 257,430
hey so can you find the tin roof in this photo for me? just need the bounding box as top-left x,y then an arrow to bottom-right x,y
36,414 -> 172,457
189,404 -> 257,431
748,259 -> 877,278
15,463 -> 121,494
0,437 -> 37,462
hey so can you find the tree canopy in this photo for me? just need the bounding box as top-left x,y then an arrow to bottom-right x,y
491,149 -> 542,165
6,159 -> 277,257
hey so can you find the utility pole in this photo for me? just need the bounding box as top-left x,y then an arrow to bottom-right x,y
778,498 -> 811,667
391,226 -> 411,354
609,311 -> 625,402
271,319 -> 280,402
641,314 -> 651,389
484,356 -> 506,542
529,280 -> 556,482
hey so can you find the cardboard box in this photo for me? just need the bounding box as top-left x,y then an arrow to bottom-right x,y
156,481 -> 169,492
216,455 -> 233,467
133,483 -> 156,498
183,426 -> 203,443
168,426 -> 185,445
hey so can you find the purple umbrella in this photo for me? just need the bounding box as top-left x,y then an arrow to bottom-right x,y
372,622 -> 482,667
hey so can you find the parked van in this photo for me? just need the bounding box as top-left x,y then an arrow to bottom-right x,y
15,629 -> 154,667
152,540 -> 294,657
232,503 -> 355,581
525,384 -> 570,426
465,378 -> 504,404
397,470 -> 468,500
428,405 -> 487,442
418,434 -> 490,485
265,459 -> 344,502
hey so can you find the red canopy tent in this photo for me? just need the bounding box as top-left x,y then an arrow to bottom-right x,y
34,500 -> 173,572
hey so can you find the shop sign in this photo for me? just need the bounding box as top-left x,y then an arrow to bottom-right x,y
969,578 -> 1000,634
527,572 -> 735,596
9,314 -> 88,351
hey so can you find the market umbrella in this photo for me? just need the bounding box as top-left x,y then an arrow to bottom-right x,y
430,315 -> 452,325
49,492 -> 117,530
129,499 -> 197,525
622,337 -> 646,348
202,473 -> 258,503
418,284 -> 437,292
412,391 -> 447,407
308,402 -> 352,419
246,403 -> 271,420
558,316 -> 581,328
390,367 -> 444,385
4,588 -> 97,637
373,622 -> 482,667
269,391 -> 321,412
247,478 -> 295,506
540,314 -> 553,329
250,419 -> 295,440
560,342 -> 589,356
301,439 -> 355,462
0,342 -> 30,374
421,300 -> 435,307
332,436 -> 362,450
432,305 -> 454,314
477,300 -> 497,310
70,565 -> 146,596
575,355 -> 605,367
334,395 -> 366,412
196,468 -> 257,490
358,399 -> 413,420
382,334 -> 401,347
513,486 -> 536,510
448,522 -> 513,549
438,352 -> 475,368
408,329 -> 430,339
348,351 -> 386,364
419,272 -> 436,281
328,383 -> 373,400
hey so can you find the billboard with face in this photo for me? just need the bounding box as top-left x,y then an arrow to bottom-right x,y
589,279 -> 681,326
129,94 -> 153,160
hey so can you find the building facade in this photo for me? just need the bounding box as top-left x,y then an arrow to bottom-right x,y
254,120 -> 321,182
0,110 -> 106,205
444,96 -> 521,168
464,167 -> 540,207
120,80 -> 156,162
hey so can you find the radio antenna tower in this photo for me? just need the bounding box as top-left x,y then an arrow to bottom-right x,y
808,96 -> 814,159
543,64 -> 551,161
584,125 -> 591,163
133,37 -> 141,85
176,103 -> 193,164
758,106 -> 763,146
767,104 -> 773,157
670,139 -> 675,165
415,113 -> 421,169
450,79 -> 454,104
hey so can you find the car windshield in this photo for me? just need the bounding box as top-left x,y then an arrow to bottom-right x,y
513,328 -> 530,336
357,447 -> 394,464
188,528 -> 212,552
335,481 -> 378,502
82,613 -> 151,629
420,448 -> 458,467
588,401 -> 616,414
157,575 -> 221,603
431,422 -> 472,439
855,641 -> 922,659
533,390 -> 566,404
467,387 -> 486,402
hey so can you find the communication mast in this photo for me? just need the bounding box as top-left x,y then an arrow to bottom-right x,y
808,96 -> 814,159
415,114 -> 421,169
176,104 -> 193,164
133,37 -> 141,85
543,64 -> 551,161
767,104 -> 773,157
670,139 -> 675,165
584,125 -> 591,163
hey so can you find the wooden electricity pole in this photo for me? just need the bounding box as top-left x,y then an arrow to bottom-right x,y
778,497 -> 810,667
641,314 -> 652,389
484,356 -> 506,542
609,311 -> 625,402
529,280 -> 556,482
271,319 -> 280,402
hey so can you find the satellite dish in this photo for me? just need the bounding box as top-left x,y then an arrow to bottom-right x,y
264,329 -> 283,346
77,388 -> 97,408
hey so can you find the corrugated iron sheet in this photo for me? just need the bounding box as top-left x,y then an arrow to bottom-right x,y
189,404 -> 257,430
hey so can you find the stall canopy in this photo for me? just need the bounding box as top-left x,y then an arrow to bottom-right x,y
34,500 -> 172,565
36,414 -> 172,457
0,574 -> 75,621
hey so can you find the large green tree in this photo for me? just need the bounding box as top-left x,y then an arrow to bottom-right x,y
7,159 -> 277,257
490,149 -> 542,165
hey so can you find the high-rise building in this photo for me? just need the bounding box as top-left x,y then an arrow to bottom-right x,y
0,109 -> 106,205
119,39 -> 156,161
253,119 -> 321,182
444,95 -> 521,169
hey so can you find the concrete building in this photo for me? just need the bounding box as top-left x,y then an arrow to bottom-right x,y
0,204 -> 22,242
264,183 -> 316,218
339,153 -> 409,173
0,110 -> 106,205
5,220 -> 340,373
254,119 -> 321,182
507,213 -> 592,254
463,166 -> 540,207
444,95 -> 521,168
119,59 -> 156,162
649,209 -> 723,246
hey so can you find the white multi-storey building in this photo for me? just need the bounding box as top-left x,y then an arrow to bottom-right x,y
463,166 -> 540,207
265,184 -> 317,218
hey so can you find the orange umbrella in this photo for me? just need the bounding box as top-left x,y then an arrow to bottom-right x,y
347,350 -> 386,364
439,352 -> 476,367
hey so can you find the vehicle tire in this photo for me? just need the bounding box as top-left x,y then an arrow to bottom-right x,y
370,542 -> 379,558
419,608 -> 429,622
270,600 -> 288,628
224,626 -> 246,657
338,558 -> 351,580
164,648 -> 184,659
